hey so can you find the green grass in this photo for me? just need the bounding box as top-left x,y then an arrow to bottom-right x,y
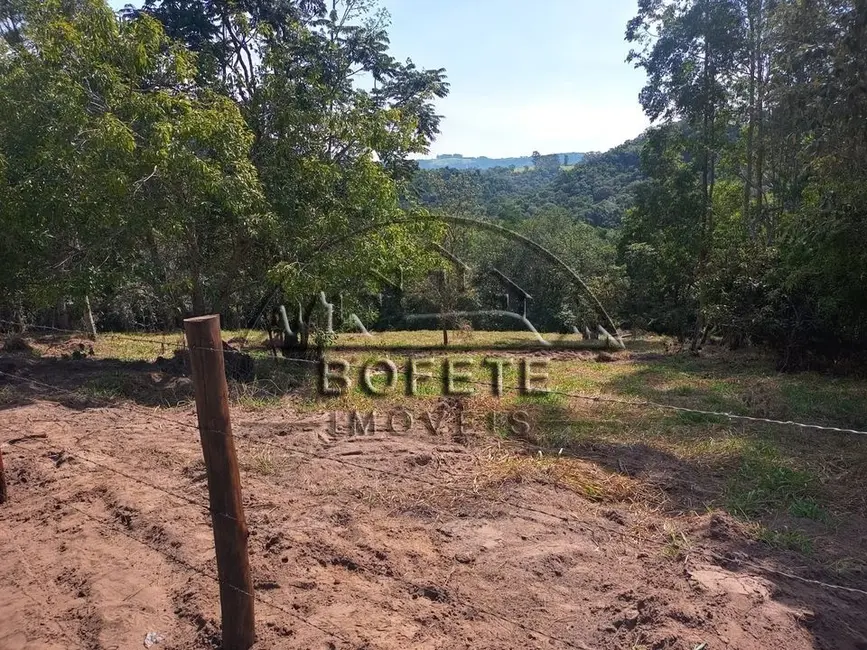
756,526 -> 814,554
788,497 -> 828,522
330,329 -> 613,350
725,444 -> 819,519
80,376 -> 124,400
780,380 -> 867,429
94,333 -> 186,360
514,390 -> 566,407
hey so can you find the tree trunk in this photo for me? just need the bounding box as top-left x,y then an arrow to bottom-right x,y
84,295 -> 97,341
55,297 -> 70,331
755,5 -> 767,243
744,0 -> 757,234
693,32 -> 712,353
192,277 -> 206,317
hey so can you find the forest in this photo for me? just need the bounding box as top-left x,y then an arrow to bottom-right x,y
1,0 -> 866,372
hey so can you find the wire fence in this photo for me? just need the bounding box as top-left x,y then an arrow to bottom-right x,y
3,375 -> 603,648
1,321 -> 867,648
3,319 -> 867,437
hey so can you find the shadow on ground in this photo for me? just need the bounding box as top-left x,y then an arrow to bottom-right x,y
3,344 -> 867,648
506,397 -> 867,649
0,351 -> 311,411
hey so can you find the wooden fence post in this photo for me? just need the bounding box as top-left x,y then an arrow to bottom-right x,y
0,444 -> 8,504
183,315 -> 255,650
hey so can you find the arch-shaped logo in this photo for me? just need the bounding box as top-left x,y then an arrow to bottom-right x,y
271,214 -> 624,351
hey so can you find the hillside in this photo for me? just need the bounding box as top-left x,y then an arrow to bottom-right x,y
409,135 -> 644,227
417,151 -> 586,170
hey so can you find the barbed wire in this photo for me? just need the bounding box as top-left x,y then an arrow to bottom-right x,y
63,490 -> 601,649
1,369 -> 603,576
4,369 -> 867,601
1,373 -> 601,647
17,404 -> 867,606
9,410 -> 864,650
11,422 -> 599,648
0,370 -> 755,545
0,370 -> 586,531
0,320 -> 189,350
4,373 -> 866,650
56,498 -> 354,646
10,436 -> 243,525
3,320 -> 867,437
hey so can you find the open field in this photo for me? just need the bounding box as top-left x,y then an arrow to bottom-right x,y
1,330 -> 866,649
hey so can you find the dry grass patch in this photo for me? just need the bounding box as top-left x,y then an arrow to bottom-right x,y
240,442 -> 288,476
475,444 -> 650,505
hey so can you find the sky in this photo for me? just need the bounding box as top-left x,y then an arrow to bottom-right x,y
381,0 -> 649,157
109,0 -> 650,158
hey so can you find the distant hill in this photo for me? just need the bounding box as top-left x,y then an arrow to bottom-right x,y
417,152 -> 586,171
407,134 -> 645,227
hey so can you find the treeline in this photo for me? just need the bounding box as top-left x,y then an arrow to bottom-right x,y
620,0 -> 867,370
0,0 -> 447,332
4,0 -> 866,372
408,137 -> 644,228
0,0 -> 627,348
410,0 -> 867,371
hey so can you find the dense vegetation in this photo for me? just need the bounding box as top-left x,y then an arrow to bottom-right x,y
621,0 -> 867,370
415,0 -> 867,371
409,138 -> 643,227
0,0 -> 447,335
1,0 -> 865,372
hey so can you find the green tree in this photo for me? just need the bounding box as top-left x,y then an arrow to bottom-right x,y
627,0 -> 746,346
619,125 -> 703,336
0,0 -> 270,321
132,0 -> 449,340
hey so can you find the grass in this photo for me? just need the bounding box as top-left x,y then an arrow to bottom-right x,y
231,384 -> 285,410
80,375 -> 124,400
476,446 -> 640,503
724,444 -> 819,519
95,333 -> 186,360
755,526 -> 814,554
661,523 -> 692,560
330,329 -> 613,350
6,327 -> 867,558
721,442 -> 829,554
241,442 -> 286,476
788,497 -> 828,522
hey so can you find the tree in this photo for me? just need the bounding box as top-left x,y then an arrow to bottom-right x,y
133,0 -> 450,340
618,125 -> 703,336
627,0 -> 747,347
0,0 -> 452,336
622,0 -> 867,368
531,150 -> 542,168
0,0 -> 270,320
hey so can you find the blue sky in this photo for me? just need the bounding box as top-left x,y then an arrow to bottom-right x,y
383,0 -> 649,157
110,0 -> 649,157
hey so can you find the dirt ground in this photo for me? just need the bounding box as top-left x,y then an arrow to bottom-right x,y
1,358 -> 867,649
